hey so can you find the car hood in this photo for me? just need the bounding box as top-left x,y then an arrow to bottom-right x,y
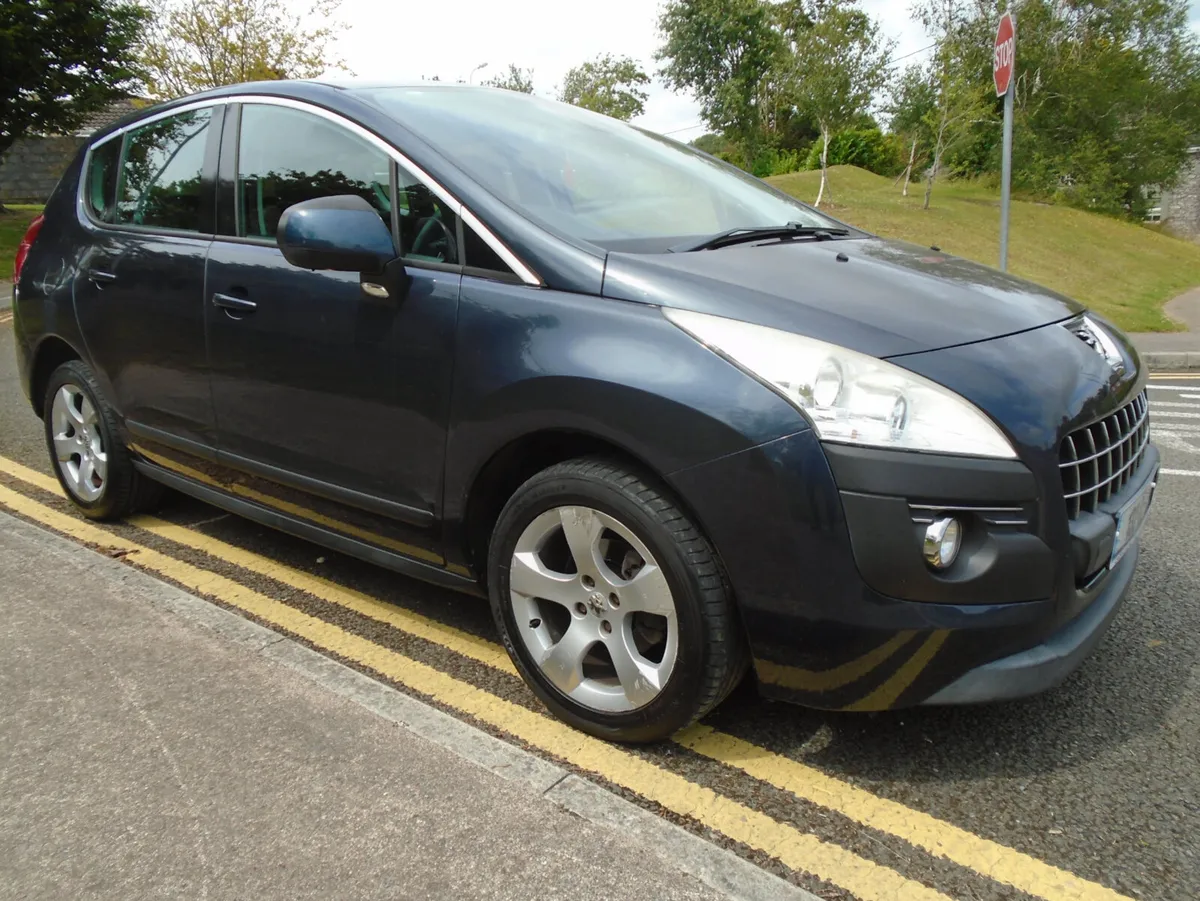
601,237 -> 1085,358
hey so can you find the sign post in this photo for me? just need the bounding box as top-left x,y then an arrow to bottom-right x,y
994,11 -> 1016,271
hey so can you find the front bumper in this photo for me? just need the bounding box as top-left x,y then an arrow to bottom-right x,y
668,427 -> 1158,712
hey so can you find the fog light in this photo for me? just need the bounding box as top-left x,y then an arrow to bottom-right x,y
923,517 -> 962,570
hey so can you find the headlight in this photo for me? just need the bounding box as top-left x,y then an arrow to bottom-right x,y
665,308 -> 1016,458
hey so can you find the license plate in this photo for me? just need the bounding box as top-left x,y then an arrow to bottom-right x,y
1111,474 -> 1157,565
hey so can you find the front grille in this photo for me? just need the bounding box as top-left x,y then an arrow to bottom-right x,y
1059,390 -> 1150,519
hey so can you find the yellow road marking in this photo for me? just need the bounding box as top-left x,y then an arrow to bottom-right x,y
0,480 -> 951,901
0,455 -> 1136,901
676,726 -> 1128,901
1148,373 -> 1200,379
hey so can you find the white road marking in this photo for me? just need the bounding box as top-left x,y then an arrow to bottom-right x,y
1149,410 -> 1200,419
1161,469 -> 1200,477
1147,384 -> 1200,391
1151,402 -> 1200,409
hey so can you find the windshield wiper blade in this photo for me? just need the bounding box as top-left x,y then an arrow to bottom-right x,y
669,222 -> 850,253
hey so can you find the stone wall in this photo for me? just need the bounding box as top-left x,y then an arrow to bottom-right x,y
0,136 -> 84,204
1163,148 -> 1200,242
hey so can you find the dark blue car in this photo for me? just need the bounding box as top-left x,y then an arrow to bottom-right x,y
11,81 -> 1158,742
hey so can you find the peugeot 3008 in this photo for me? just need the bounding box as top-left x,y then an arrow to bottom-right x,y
11,82 -> 1158,742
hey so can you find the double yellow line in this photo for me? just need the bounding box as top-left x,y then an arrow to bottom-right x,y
0,456 -> 1130,901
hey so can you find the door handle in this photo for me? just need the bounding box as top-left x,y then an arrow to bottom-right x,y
212,293 -> 257,314
87,269 -> 117,285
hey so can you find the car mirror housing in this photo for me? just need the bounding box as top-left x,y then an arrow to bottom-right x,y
277,195 -> 397,274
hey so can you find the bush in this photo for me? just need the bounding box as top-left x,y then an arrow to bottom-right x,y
805,128 -> 905,177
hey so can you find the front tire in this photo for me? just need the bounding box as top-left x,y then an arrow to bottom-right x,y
43,360 -> 163,520
487,457 -> 747,743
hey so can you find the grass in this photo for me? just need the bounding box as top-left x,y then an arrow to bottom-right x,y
768,166 -> 1200,332
0,204 -> 44,281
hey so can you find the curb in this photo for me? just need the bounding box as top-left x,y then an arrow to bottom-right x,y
1141,351 -> 1200,372
0,510 -> 819,901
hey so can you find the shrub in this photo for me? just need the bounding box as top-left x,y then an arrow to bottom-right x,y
805,128 -> 905,177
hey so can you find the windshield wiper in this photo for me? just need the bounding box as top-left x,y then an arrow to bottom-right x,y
669,222 -> 850,253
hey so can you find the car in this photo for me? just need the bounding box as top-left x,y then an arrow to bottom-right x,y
12,81 -> 1158,743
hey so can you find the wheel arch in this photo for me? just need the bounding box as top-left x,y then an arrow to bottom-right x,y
459,427 -> 721,592
29,334 -> 85,419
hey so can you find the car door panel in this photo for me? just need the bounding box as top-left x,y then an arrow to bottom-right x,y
204,101 -> 460,566
72,106 -> 222,463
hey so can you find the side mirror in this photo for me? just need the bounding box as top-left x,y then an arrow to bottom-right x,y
277,195 -> 396,273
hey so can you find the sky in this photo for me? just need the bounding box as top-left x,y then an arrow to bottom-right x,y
328,0 -> 1200,140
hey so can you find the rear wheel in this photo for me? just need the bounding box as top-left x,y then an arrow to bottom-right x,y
487,457 -> 747,743
43,360 -> 163,520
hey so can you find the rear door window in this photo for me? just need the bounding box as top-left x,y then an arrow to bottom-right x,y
117,108 -> 212,231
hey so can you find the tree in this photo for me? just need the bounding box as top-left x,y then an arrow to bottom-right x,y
559,54 -> 650,120
656,0 -> 784,160
787,0 -> 892,207
483,64 -> 534,94
887,63 -> 938,196
910,0 -> 993,210
140,0 -> 348,100
0,0 -> 148,178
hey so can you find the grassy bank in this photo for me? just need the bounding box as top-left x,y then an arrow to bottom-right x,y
768,166 -> 1200,332
0,204 -> 43,281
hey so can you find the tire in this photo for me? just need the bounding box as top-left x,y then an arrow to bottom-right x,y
487,456 -> 748,743
43,360 -> 164,520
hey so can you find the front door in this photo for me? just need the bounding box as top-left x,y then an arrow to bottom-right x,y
205,101 -> 462,565
73,105 -> 222,467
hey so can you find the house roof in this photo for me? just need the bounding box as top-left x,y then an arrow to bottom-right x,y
72,98 -> 150,136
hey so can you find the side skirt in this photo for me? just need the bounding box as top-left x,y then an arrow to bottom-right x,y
133,460 -> 485,598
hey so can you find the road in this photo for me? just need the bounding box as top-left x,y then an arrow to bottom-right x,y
1,313 -> 1197,901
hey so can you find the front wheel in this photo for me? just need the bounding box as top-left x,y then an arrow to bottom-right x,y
487,457 -> 747,743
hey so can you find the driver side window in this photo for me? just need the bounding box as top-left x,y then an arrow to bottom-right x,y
235,104 -> 460,265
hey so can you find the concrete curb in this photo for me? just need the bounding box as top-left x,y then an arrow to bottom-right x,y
0,510 -> 818,901
1142,351 -> 1200,372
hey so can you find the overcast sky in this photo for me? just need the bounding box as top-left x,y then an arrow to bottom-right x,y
329,0 -> 1200,139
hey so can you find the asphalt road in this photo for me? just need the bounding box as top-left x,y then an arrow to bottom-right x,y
1,314 -> 1198,901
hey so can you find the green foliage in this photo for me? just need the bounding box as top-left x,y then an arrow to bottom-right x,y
559,54 -> 650,120
656,0 -> 784,152
804,128 -> 904,176
910,0 -> 1200,219
777,1 -> 893,205
141,0 -> 348,99
484,64 -> 535,94
0,0 -> 149,158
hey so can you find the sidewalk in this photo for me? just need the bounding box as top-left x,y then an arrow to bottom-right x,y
1130,287 -> 1200,370
0,512 -> 753,901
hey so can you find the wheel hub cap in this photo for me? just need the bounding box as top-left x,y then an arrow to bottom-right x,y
508,506 -> 679,714
51,384 -> 107,503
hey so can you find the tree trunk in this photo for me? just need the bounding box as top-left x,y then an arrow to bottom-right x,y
815,125 -> 830,208
902,137 -> 917,197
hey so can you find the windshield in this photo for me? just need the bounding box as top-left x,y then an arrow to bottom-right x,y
354,86 -> 842,251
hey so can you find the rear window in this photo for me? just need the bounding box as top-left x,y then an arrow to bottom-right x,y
84,139 -> 122,223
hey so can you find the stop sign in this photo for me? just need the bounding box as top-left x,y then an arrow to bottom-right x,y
993,12 -> 1016,97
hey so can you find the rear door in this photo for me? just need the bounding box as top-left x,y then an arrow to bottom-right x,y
73,104 -> 223,471
204,100 -> 462,565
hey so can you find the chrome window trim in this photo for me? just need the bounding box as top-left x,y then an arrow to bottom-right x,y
84,94 -> 544,287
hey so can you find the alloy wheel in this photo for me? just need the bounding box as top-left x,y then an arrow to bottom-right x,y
51,384 -> 108,502
508,505 -> 679,713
